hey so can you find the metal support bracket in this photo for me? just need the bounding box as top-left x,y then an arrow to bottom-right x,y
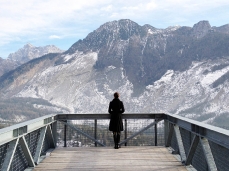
174,125 -> 186,163
119,119 -> 162,146
60,121 -> 105,147
52,121 -> 57,146
165,123 -> 174,147
46,125 -> 55,148
200,137 -> 217,171
2,138 -> 19,171
185,135 -> 199,165
34,126 -> 47,164
94,119 -> 97,147
19,136 -> 35,167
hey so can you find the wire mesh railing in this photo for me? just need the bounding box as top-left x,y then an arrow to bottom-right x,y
9,143 -> 28,171
56,119 -> 164,147
0,143 -> 9,171
25,129 -> 41,159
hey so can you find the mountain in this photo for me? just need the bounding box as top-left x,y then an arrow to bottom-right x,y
8,43 -> 64,64
0,57 -> 20,77
67,20 -> 229,94
0,44 -> 64,77
0,19 -> 229,128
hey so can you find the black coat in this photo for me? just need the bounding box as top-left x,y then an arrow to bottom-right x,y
108,98 -> 125,132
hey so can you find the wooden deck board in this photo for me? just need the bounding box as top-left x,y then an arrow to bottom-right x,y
33,146 -> 188,171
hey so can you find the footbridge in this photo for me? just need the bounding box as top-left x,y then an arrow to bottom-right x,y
0,113 -> 228,171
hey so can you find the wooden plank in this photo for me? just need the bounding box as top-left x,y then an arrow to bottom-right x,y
33,147 -> 188,171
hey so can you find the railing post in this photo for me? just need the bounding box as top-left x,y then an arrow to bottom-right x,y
155,121 -> 157,146
164,120 -> 168,146
94,119 -> 97,147
52,121 -> 57,147
125,119 -> 127,146
64,120 -> 67,147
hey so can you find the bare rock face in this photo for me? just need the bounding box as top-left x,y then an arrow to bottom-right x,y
68,19 -> 229,93
213,24 -> 229,34
191,20 -> 211,38
8,44 -> 64,64
0,57 -> 20,77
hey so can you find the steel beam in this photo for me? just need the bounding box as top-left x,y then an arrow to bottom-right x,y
165,123 -> 174,147
19,136 -> 35,167
60,121 -> 105,147
52,121 -> 57,146
64,120 -> 67,147
155,122 -> 158,146
174,125 -> 186,163
124,119 -> 127,146
200,137 -> 217,171
34,126 -> 47,164
57,113 -> 165,120
46,125 -> 55,148
2,138 -> 19,171
94,119 -> 97,147
119,119 -> 162,145
185,135 -> 199,165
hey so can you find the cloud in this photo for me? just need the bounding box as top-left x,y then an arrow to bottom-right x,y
101,5 -> 113,12
49,35 -> 61,39
1,0 -> 229,36
1,0 -> 229,57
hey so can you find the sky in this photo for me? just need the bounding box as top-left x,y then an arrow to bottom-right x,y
1,0 -> 229,58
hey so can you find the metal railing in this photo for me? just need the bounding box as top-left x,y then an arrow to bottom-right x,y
0,113 -> 228,171
0,114 -> 56,171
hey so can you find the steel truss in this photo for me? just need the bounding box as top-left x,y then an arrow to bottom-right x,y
0,115 -> 56,171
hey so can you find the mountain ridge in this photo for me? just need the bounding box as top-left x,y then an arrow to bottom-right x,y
8,43 -> 64,63
1,19 -> 229,128
0,44 -> 64,77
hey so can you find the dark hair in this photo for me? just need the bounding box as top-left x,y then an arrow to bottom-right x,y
114,92 -> 119,99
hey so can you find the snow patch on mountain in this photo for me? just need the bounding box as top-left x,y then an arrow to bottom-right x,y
154,70 -> 174,87
5,52 -> 229,125
148,29 -> 162,35
201,66 -> 229,87
16,52 -> 98,113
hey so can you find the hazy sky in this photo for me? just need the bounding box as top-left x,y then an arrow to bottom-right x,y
1,0 -> 229,58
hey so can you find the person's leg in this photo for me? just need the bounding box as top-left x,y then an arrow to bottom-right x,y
117,132 -> 121,148
113,132 -> 118,149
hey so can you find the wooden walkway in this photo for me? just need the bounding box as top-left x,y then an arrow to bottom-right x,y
33,146 -> 188,171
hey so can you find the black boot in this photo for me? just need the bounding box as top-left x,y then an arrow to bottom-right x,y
113,134 -> 118,149
117,133 -> 121,148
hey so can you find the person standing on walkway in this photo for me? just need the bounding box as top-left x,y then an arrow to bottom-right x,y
108,92 -> 125,149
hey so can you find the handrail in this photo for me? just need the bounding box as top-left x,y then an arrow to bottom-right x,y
2,113 -> 228,148
56,113 -> 165,120
165,113 -> 229,149
0,114 -> 56,146
1,113 -> 229,149
166,113 -> 229,135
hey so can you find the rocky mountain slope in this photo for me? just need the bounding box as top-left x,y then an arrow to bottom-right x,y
67,20 -> 229,94
0,44 -> 64,77
0,57 -> 20,77
8,43 -> 64,64
1,19 -> 229,128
